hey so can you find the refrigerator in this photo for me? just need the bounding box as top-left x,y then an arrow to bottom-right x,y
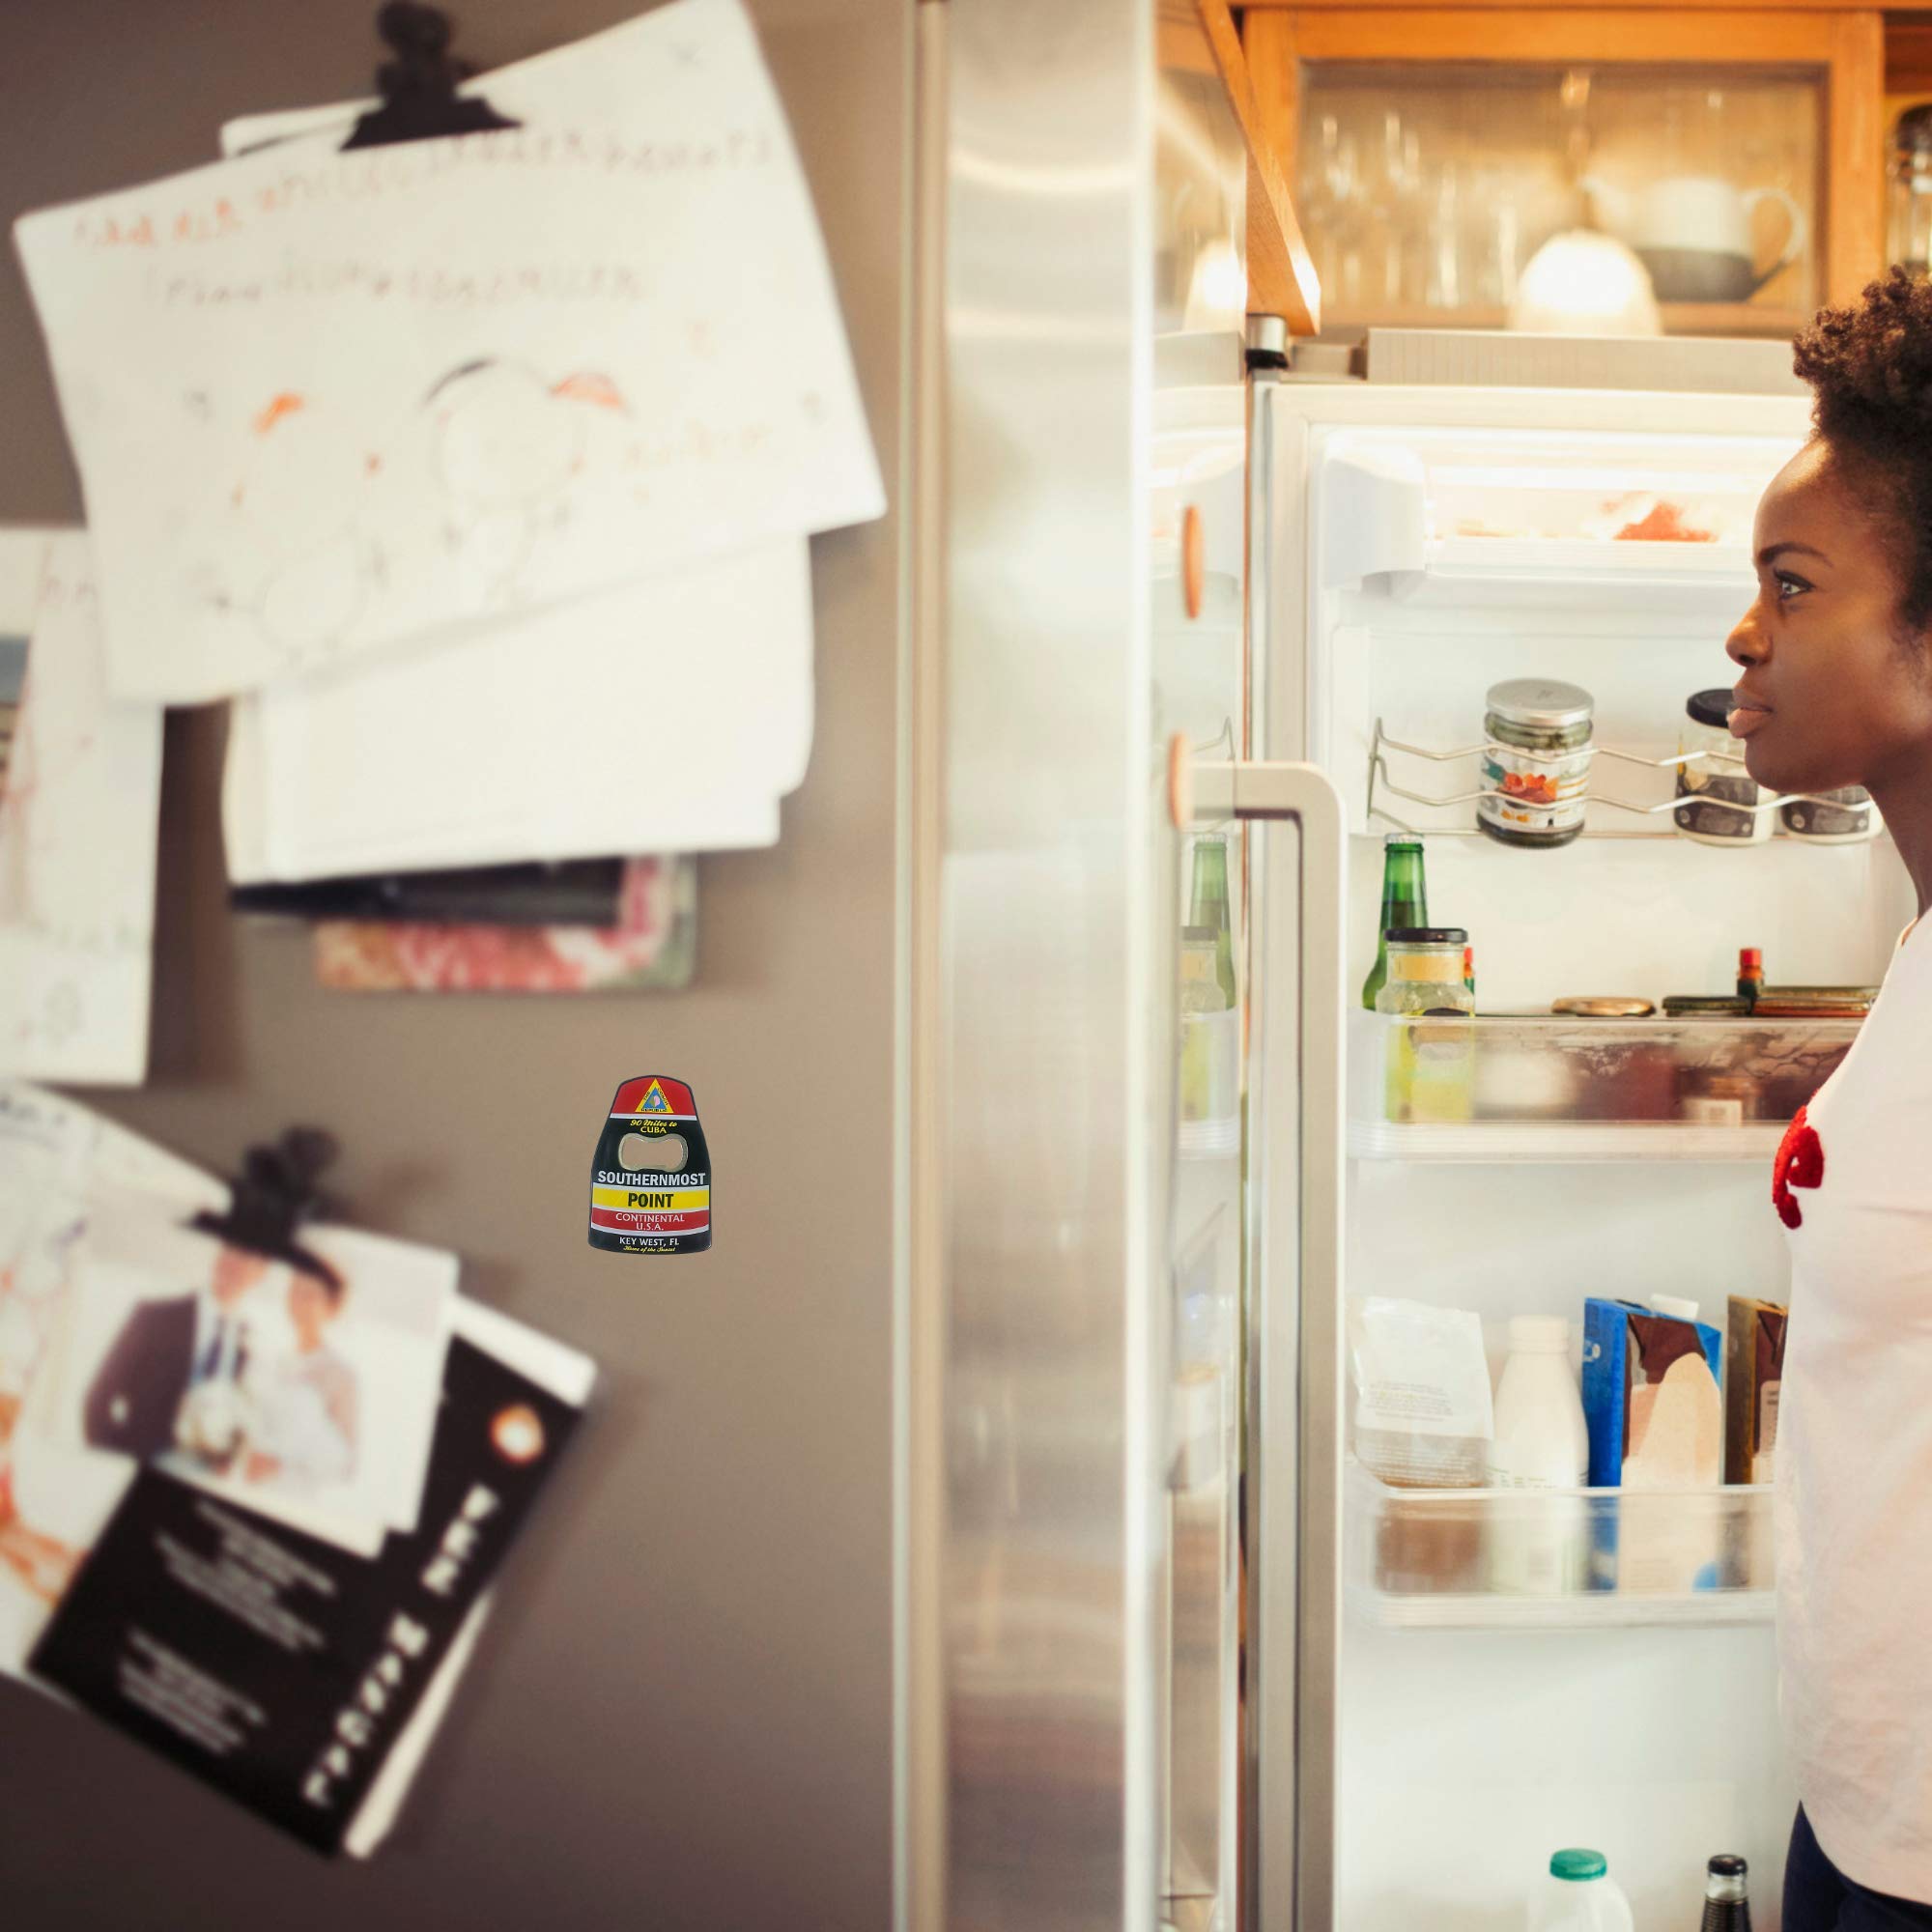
924,73 -> 1911,1911
917,6 -> 1913,1930
1221,367 -> 1914,1932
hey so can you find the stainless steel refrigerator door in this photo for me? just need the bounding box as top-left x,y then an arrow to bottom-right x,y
1191,759 -> 1347,1932
916,0 -> 1168,1926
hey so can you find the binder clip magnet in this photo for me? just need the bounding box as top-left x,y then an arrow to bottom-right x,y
588,1077 -> 710,1254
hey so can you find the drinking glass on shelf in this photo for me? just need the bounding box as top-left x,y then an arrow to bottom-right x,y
1302,114 -> 1368,310
1367,111 -> 1425,305
1425,164 -> 1467,310
1467,169 -> 1526,309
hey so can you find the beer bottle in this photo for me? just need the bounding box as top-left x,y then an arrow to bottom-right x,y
1700,1854 -> 1751,1932
1188,836 -> 1237,1009
1361,836 -> 1428,1010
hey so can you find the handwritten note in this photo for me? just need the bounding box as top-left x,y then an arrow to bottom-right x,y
223,542 -> 809,881
0,533 -> 162,1084
13,0 -> 884,703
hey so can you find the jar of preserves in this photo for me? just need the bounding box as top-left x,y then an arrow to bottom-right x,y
1674,689 -> 1769,846
1478,679 -> 1594,849
1377,926 -> 1474,1123
1780,786 -> 1879,844
1374,927 -> 1475,1016
1679,1067 -> 1763,1128
1179,923 -> 1239,1155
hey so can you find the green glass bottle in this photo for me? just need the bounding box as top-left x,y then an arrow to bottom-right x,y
1188,836 -> 1237,1008
1361,836 -> 1428,1010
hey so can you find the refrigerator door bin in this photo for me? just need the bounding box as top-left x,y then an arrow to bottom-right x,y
1317,426 -> 1796,610
1348,1009 -> 1857,1160
1347,1463 -> 1775,1631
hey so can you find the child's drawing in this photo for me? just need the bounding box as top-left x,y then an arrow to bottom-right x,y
425,359 -> 627,606
212,392 -> 381,668
0,532 -> 161,1084
14,0 -> 887,703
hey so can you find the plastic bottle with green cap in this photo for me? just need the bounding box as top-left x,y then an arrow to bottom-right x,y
1528,1848 -> 1634,1932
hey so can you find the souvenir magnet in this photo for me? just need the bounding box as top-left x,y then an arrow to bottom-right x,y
588,1076 -> 710,1254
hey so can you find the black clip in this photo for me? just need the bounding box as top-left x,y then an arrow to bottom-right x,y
341,2 -> 519,152
188,1126 -> 345,1288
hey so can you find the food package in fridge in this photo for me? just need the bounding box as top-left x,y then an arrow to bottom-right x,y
1724,1295 -> 1787,1487
1724,1294 -> 1787,1589
1581,1296 -> 1722,1487
1581,1295 -> 1725,1594
1348,1295 -> 1492,1488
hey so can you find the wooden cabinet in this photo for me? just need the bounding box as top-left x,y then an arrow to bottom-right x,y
1162,0 -> 1322,330
1240,2 -> 1886,336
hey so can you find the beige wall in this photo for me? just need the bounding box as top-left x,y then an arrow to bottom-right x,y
0,3 -> 903,1924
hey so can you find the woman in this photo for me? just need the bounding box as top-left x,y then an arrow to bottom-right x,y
244,1263 -> 356,1490
1729,269 -> 1932,1929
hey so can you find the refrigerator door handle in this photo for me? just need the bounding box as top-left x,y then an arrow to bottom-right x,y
1190,756 -> 1347,1932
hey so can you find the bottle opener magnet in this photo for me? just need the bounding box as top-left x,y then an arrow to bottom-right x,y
588,1076 -> 711,1254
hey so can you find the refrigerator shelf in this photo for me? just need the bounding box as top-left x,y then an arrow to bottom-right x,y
1348,1009 -> 1857,1162
1366,717 -> 1880,843
1349,1118 -> 1790,1163
1381,537 -> 1754,615
1347,1463 -> 1775,1632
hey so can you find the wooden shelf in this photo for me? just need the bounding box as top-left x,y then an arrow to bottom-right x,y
1249,0 -> 1880,11
1239,9 -> 1885,313
1186,0 -> 1322,332
1316,302 -> 1813,337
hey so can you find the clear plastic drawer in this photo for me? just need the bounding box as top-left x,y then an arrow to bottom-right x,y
1346,1463 -> 1775,1631
1349,1009 -> 1858,1160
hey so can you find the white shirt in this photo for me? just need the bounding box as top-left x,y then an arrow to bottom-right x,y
190,1292 -> 246,1385
1777,921 -> 1932,1899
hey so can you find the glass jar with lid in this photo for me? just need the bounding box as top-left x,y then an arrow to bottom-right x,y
1675,687 -> 1770,846
1374,926 -> 1474,1015
1890,104 -> 1932,278
1780,785 -> 1879,844
1179,923 -> 1239,1155
1377,925 -> 1474,1122
1478,679 -> 1594,849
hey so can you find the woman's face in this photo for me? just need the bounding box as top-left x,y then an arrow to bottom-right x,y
1725,439 -> 1932,797
288,1273 -> 339,1349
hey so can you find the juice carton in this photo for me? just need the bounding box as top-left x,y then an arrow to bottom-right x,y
1581,1295 -> 1724,1593
1724,1295 -> 1787,1486
1725,1294 -> 1788,1588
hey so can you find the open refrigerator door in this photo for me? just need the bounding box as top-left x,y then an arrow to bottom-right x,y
1236,374 -> 1908,1929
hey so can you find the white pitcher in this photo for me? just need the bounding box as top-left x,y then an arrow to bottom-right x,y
1581,172 -> 1807,301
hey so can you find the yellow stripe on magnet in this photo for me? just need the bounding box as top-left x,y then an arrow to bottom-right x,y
590,1185 -> 711,1211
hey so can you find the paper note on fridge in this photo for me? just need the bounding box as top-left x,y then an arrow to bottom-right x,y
223,540 -> 810,882
13,0 -> 883,704
0,530 -> 163,1084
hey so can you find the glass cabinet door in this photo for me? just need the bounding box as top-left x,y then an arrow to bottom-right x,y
1292,61 -> 1826,337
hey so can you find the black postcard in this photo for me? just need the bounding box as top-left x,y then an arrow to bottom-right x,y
31,1322 -> 585,1853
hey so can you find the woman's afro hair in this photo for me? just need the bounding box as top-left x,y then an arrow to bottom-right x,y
1793,268 -> 1932,630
